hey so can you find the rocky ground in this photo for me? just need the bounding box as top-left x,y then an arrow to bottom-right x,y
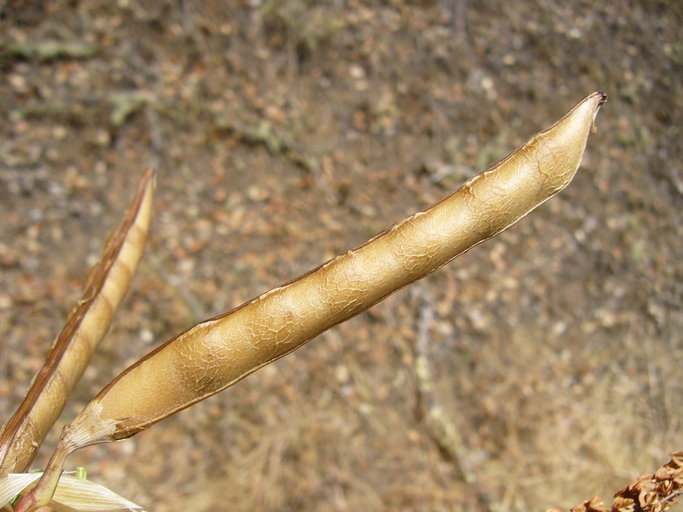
0,1 -> 681,511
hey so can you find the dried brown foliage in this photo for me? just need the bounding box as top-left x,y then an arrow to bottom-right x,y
610,451 -> 683,512
567,496 -> 607,512
548,452 -> 683,512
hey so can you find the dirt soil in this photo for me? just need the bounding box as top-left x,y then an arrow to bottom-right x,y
0,1 -> 681,511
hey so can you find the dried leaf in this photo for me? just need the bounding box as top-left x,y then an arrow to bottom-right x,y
0,473 -> 41,509
571,496 -> 608,512
571,452 -> 683,512
0,472 -> 142,512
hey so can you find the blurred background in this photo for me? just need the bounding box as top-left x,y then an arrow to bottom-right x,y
0,1 -> 681,510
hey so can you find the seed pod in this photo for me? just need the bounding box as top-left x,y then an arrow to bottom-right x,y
70,91 -> 606,446
14,92 -> 605,512
0,169 -> 155,477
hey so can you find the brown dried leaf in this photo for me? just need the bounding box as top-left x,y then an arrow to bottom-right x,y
569,453 -> 682,512
571,496 -> 608,512
610,454 -> 683,511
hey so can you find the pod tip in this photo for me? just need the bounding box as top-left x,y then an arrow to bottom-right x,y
595,90 -> 608,106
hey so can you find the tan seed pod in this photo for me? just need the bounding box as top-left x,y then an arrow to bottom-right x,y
14,92 -> 605,512
0,169 -> 156,478
75,91 -> 605,446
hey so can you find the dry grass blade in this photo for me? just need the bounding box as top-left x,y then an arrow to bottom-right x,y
48,474 -> 143,511
0,169 -> 156,478
0,472 -> 143,511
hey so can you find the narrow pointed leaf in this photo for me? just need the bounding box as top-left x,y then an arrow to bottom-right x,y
52,475 -> 143,511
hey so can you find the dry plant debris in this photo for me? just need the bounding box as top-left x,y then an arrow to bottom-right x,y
609,451 -> 683,512
547,452 -> 683,512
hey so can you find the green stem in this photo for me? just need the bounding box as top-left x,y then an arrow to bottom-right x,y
12,441 -> 71,512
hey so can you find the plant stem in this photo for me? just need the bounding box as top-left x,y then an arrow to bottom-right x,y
12,441 -> 71,512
